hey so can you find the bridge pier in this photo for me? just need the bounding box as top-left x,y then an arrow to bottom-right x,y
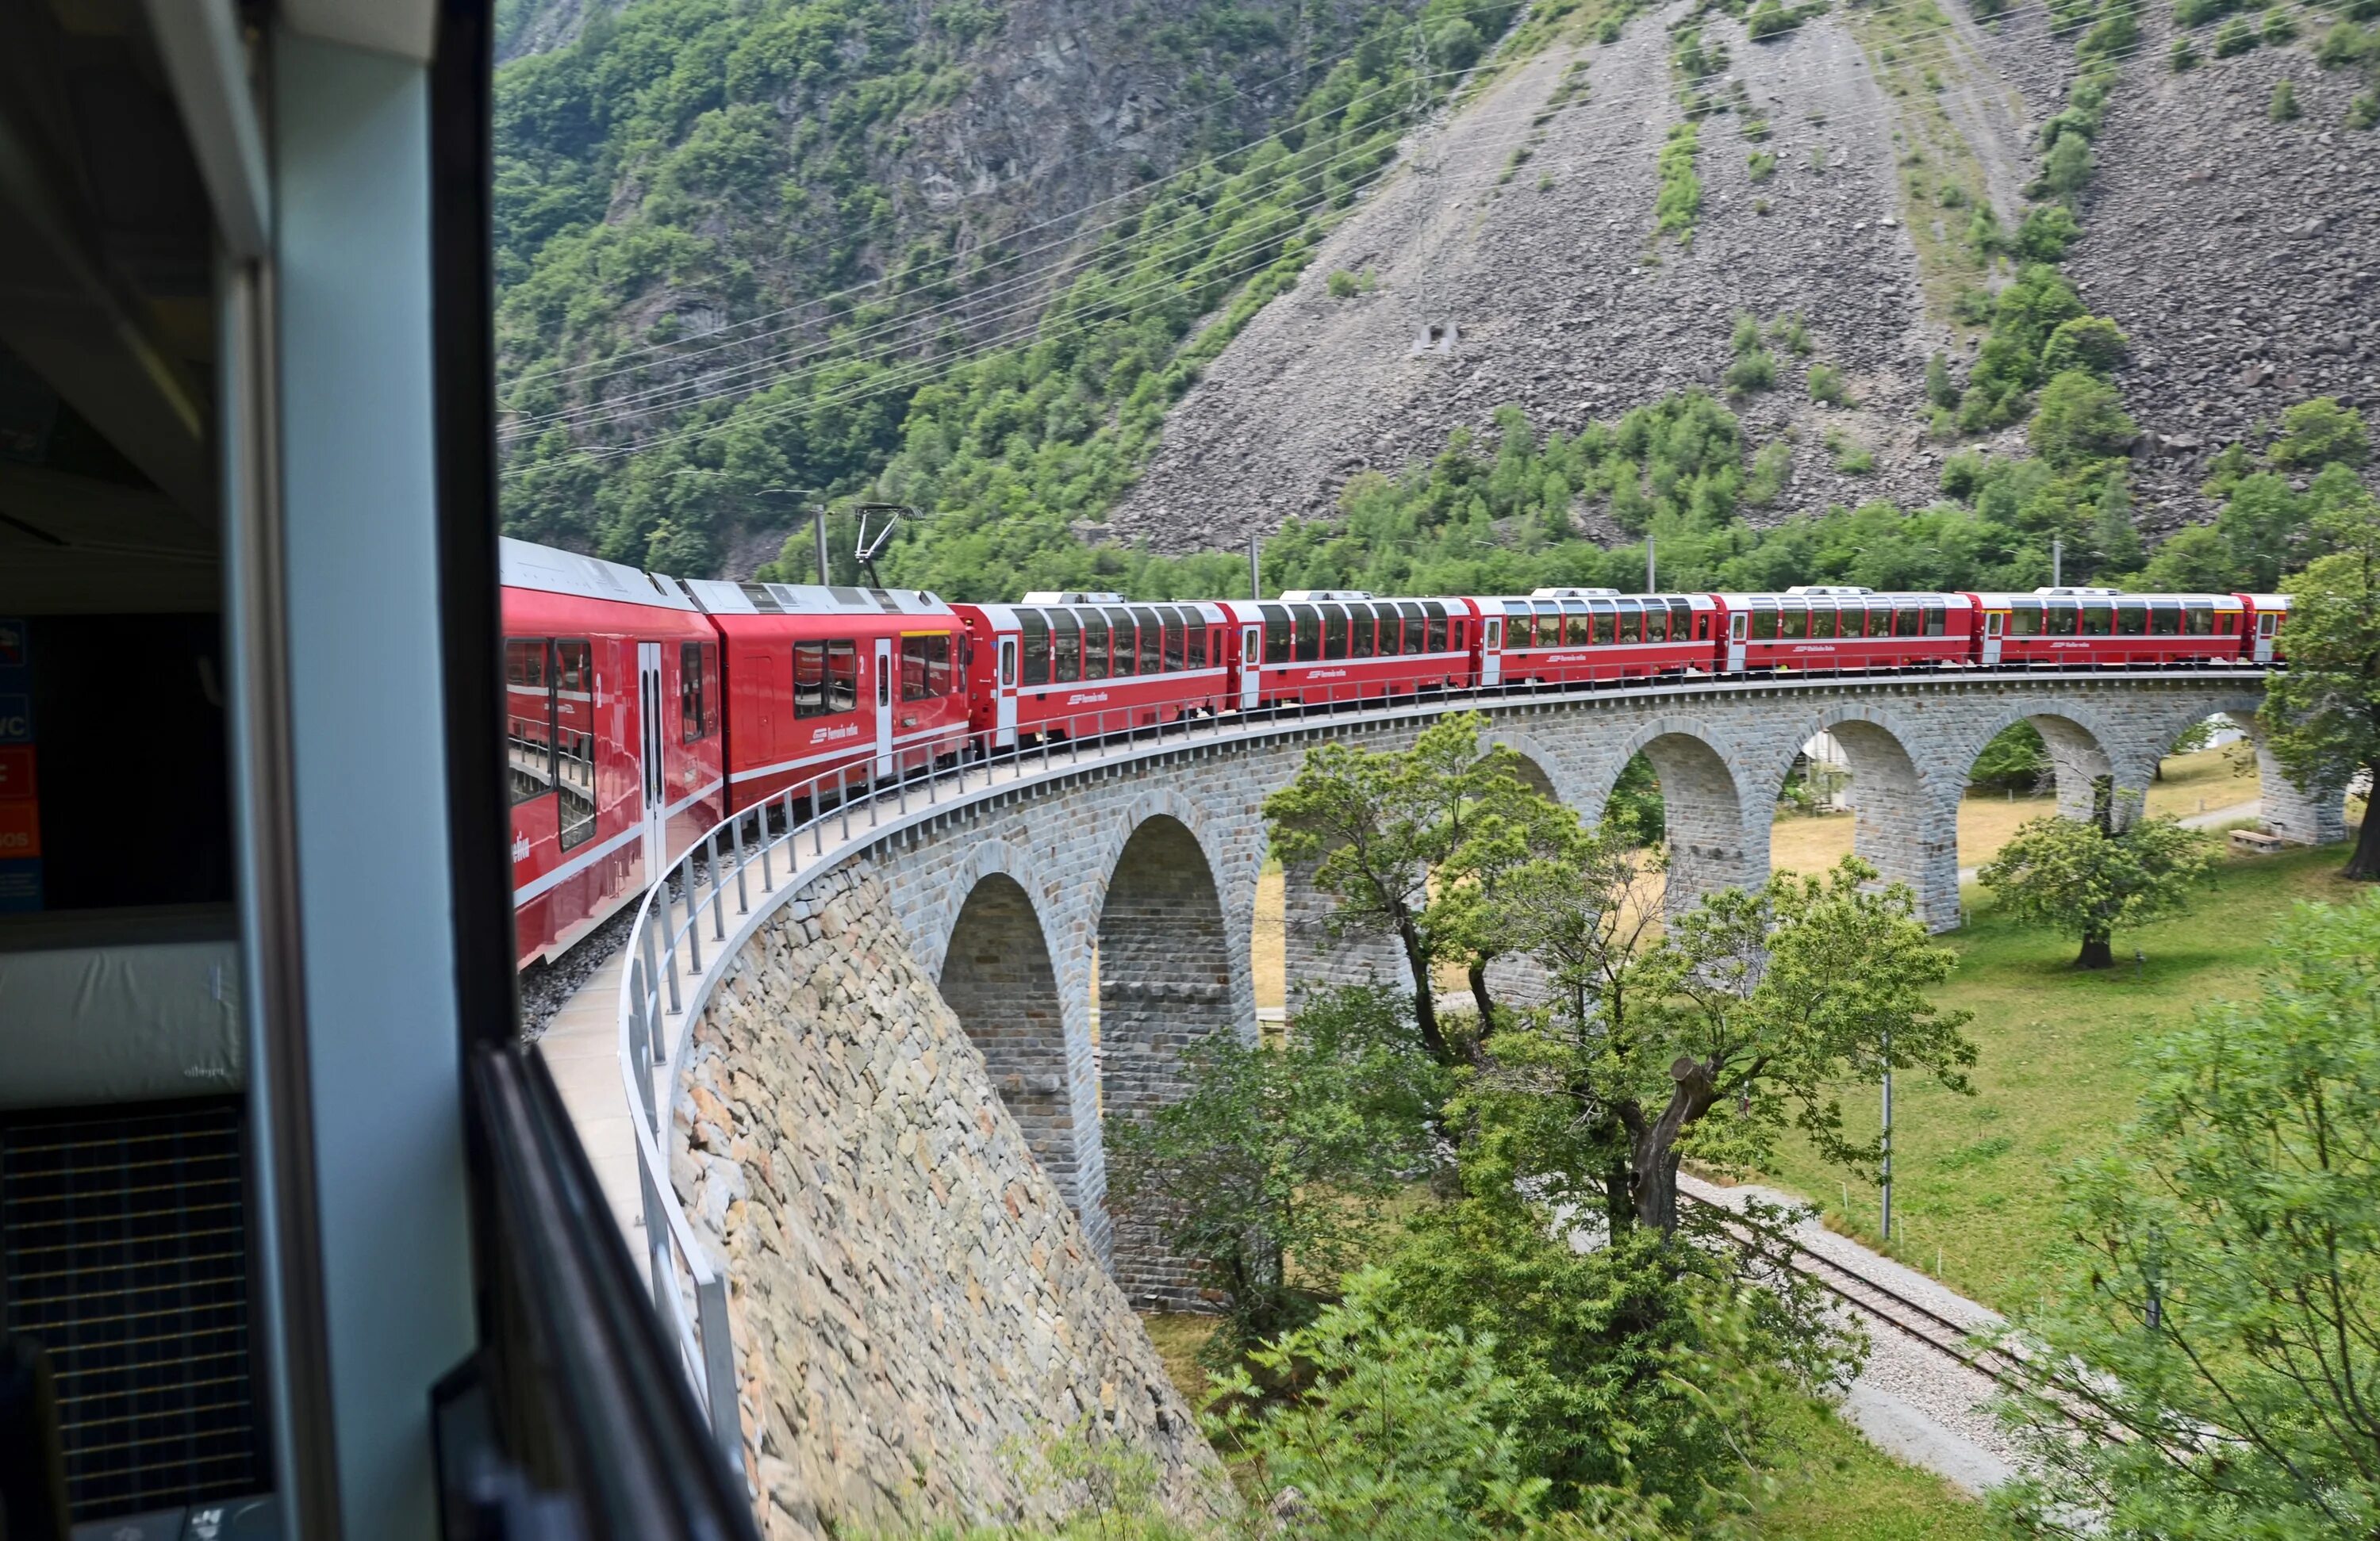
2236,715 -> 2352,846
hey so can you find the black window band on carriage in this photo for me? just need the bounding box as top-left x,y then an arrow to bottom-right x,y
1293,606 -> 1321,664
505,638 -> 554,808
900,634 -> 954,702
1261,604 -> 1292,665
1399,600 -> 1425,655
1132,607 -> 1163,673
681,642 -> 714,740
553,640 -> 596,850
1081,611 -> 1109,681
1049,611 -> 1081,684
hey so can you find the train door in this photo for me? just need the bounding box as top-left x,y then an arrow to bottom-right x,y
996,633 -> 1019,748
635,642 -> 668,878
2254,608 -> 2279,664
1980,610 -> 2004,666
1481,615 -> 1503,686
1239,624 -> 1261,710
873,635 -> 896,778
1726,611 -> 1748,672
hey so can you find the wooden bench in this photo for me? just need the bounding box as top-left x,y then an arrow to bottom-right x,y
2230,828 -> 2286,855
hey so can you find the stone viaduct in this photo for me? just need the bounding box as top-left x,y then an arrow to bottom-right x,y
775,668 -> 2331,1304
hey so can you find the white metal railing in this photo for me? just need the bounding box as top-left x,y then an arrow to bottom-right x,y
611,659 -> 2274,1467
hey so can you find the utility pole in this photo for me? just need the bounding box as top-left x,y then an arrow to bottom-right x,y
813,505 -> 831,585
2052,535 -> 2063,588
1248,535 -> 1261,600
1645,534 -> 1656,593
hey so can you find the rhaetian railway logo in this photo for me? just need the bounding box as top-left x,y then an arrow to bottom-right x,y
1064,690 -> 1111,705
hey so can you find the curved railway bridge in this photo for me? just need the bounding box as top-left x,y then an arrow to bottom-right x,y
582,664 -> 2340,1462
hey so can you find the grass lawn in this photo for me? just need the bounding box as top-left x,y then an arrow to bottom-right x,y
1755,841 -> 2369,1311
1134,1313 -> 1994,1537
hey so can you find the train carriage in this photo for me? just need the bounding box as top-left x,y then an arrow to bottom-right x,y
1716,588 -> 1978,673
1472,588 -> 1722,685
954,593 -> 1233,747
1972,588 -> 2251,668
1216,592 -> 1474,710
684,579 -> 971,808
502,539 -> 724,968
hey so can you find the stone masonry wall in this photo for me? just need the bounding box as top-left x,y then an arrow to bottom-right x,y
674,867 -> 1226,1540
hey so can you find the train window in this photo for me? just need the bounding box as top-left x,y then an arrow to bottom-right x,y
1613,602 -> 1638,644
1670,600 -> 1692,639
552,640 -> 596,849
2151,604 -> 2182,635
1322,605 -> 1349,661
1642,605 -> 1667,644
2082,604 -> 2113,636
1000,636 -> 1019,687
794,641 -> 827,715
1261,604 -> 1291,664
1080,611 -> 1109,680
1923,603 -> 1947,638
1807,604 -> 1835,640
900,634 -> 954,701
1563,606 -> 1587,646
1050,611 -> 1081,684
1350,605 -> 1377,659
2186,606 -> 2214,636
2008,603 -> 2040,636
1750,608 -> 1777,641
1294,606 -> 1322,663
1891,604 -> 1921,638
505,639 -> 554,806
1099,607 -> 1132,677
1161,613 -> 1188,671
1131,608 -> 1162,673
2044,603 -> 2077,637
1777,607 -> 1809,641
681,642 -> 710,740
1020,612 -> 1050,686
1534,607 -> 1560,647
1424,608 -> 1449,654
2115,605 -> 2146,636
827,641 -> 859,711
1392,601 -> 1421,654
1587,606 -> 1611,644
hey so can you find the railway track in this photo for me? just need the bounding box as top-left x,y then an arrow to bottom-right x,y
1678,1192 -> 2029,1394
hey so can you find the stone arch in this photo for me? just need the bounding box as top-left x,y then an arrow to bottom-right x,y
1952,703 -> 2144,832
1591,719 -> 1760,914
938,871 -> 1086,1213
1096,813 -> 1238,1307
1798,704 -> 1962,930
2192,702 -> 2351,848
1476,726 -> 1582,807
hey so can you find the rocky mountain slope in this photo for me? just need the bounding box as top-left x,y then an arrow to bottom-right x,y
1111,0 -> 2378,552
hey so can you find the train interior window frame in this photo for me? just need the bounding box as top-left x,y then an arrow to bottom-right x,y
505,638 -> 555,807
553,638 -> 597,851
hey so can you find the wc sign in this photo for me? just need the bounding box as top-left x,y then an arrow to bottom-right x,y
0,618 -> 38,913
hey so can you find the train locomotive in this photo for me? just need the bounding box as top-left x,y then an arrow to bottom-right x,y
500,536 -> 2289,967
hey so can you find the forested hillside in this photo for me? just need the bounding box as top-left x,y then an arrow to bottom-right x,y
492,0 -> 2380,600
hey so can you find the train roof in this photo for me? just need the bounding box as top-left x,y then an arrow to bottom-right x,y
1715,590 -> 1976,605
683,579 -> 954,617
499,537 -> 697,611
1970,591 -> 2246,606
1476,592 -> 1715,608
962,599 -> 1230,626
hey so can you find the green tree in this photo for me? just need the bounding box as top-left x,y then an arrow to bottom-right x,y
2259,487 -> 2380,879
1977,814 -> 2220,968
1264,714 -> 1541,1061
1104,985 -> 1445,1351
1997,895 -> 2380,1539
1469,845 -> 1973,1235
2040,315 -> 2129,378
2271,77 -> 2303,119
2029,370 -> 2139,469
1969,720 -> 2050,792
2269,394 -> 2370,470
1203,1271 -> 1668,1541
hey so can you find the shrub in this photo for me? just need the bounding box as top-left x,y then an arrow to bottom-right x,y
1326,269 -> 1359,298
2215,15 -> 2259,54
2017,204 -> 2083,261
2262,5 -> 2298,44
1747,148 -> 1778,180
1806,361 -> 1851,405
1748,0 -> 1791,37
2171,35 -> 2203,69
2030,369 -> 2140,468
2271,78 -> 2302,119
1926,350 -> 1960,408
1726,347 -> 1779,394
1771,312 -> 1812,355
2353,92 -> 2380,128
1951,286 -> 1994,325
1731,311 -> 1763,355
2174,0 -> 2236,24
2270,397 -> 2370,470
1937,179 -> 1969,206
1654,123 -> 1702,240
2316,21 -> 2374,64
1825,428 -> 1873,473
2041,315 -> 2131,377
2044,128 -> 2094,202
1744,439 -> 1793,506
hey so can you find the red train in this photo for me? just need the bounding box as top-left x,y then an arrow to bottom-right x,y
500,539 -> 2290,968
